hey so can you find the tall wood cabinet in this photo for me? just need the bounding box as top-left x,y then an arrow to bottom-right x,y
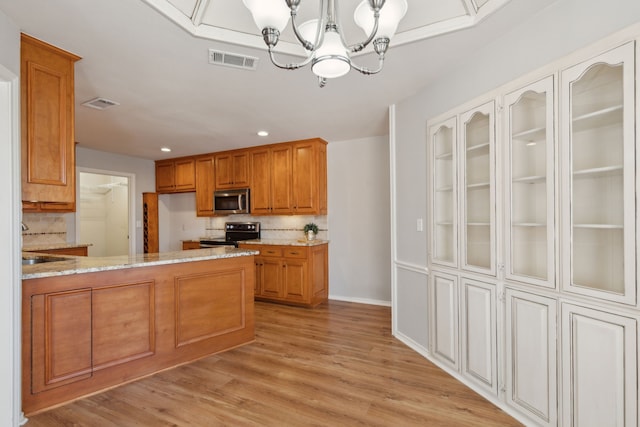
21,34 -> 80,212
195,155 -> 215,216
427,37 -> 638,427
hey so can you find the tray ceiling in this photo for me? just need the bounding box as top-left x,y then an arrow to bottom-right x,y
143,0 -> 512,56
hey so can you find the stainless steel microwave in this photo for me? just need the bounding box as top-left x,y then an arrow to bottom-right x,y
213,188 -> 250,215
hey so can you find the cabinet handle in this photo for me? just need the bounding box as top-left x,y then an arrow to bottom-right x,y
290,251 -> 300,255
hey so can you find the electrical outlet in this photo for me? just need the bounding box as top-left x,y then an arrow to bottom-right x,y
417,218 -> 423,232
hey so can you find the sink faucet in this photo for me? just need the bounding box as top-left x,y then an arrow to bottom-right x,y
21,222 -> 29,231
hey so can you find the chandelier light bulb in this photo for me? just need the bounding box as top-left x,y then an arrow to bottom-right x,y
242,0 -> 290,32
354,0 -> 408,40
312,29 -> 351,79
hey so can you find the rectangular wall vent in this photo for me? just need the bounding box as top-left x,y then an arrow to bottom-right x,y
82,97 -> 120,110
208,49 -> 258,71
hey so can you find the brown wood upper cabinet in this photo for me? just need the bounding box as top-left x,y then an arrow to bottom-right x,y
250,138 -> 327,215
155,157 -> 196,193
21,34 -> 81,212
157,138 -> 327,216
214,150 -> 249,189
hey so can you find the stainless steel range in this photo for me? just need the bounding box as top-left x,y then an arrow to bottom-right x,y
199,222 -> 261,248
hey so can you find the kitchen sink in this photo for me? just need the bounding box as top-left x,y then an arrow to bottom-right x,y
22,256 -> 69,266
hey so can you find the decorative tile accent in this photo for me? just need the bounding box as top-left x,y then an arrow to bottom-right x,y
205,215 -> 328,240
21,213 -> 68,247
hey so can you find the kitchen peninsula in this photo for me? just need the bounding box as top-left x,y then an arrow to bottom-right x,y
21,247 -> 258,415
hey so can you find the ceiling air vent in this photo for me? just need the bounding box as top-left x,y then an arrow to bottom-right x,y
208,49 -> 258,71
82,97 -> 120,110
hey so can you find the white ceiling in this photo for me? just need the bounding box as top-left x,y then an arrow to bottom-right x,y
0,0 -> 557,160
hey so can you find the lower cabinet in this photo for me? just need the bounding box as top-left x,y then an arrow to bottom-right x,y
430,272 -> 498,396
23,256 -> 255,415
561,303 -> 637,427
30,289 -> 92,393
460,278 -> 497,396
429,271 -> 459,371
241,243 -> 328,307
505,288 -> 557,427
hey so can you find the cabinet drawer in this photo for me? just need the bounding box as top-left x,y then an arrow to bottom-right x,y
284,248 -> 308,259
259,247 -> 283,257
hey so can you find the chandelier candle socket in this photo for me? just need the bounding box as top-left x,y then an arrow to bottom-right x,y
242,0 -> 408,87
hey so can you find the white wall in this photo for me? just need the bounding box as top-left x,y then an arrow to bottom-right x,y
327,136 -> 391,305
76,146 -> 155,254
0,9 -> 23,427
392,0 -> 640,347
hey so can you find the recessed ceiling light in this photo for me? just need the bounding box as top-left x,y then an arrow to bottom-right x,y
257,130 -> 269,137
526,142 -> 537,147
161,147 -> 172,152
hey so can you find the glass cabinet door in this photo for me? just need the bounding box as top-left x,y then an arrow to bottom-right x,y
460,101 -> 495,276
429,117 -> 457,268
561,42 -> 635,305
504,76 -> 555,288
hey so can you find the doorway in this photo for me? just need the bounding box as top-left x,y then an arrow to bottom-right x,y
76,169 -> 135,256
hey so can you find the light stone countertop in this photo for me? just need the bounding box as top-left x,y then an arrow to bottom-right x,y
238,238 -> 329,247
22,247 -> 259,280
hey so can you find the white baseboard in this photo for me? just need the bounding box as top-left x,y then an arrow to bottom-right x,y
328,295 -> 391,307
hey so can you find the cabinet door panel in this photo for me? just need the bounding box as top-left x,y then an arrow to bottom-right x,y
175,270 -> 246,347
92,282 -> 155,370
271,145 -> 293,214
174,158 -> 195,190
505,289 -> 557,427
250,149 -> 272,214
31,289 -> 92,393
504,76 -> 556,288
292,142 -> 317,213
561,42 -> 636,304
155,161 -> 175,192
561,303 -> 637,427
459,101 -> 496,276
430,272 -> 459,370
25,63 -> 68,187
195,156 -> 215,216
429,117 -> 458,268
260,258 -> 284,298
284,260 -> 307,301
460,278 -> 496,395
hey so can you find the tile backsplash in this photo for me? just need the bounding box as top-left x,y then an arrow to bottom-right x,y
205,215 -> 328,241
21,213 -> 69,247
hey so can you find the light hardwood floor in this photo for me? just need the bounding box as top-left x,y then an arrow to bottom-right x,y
27,300 -> 521,426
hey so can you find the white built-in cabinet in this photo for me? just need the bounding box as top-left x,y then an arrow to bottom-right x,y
427,36 -> 639,427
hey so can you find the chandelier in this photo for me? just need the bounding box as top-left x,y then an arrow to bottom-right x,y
242,0 -> 408,87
